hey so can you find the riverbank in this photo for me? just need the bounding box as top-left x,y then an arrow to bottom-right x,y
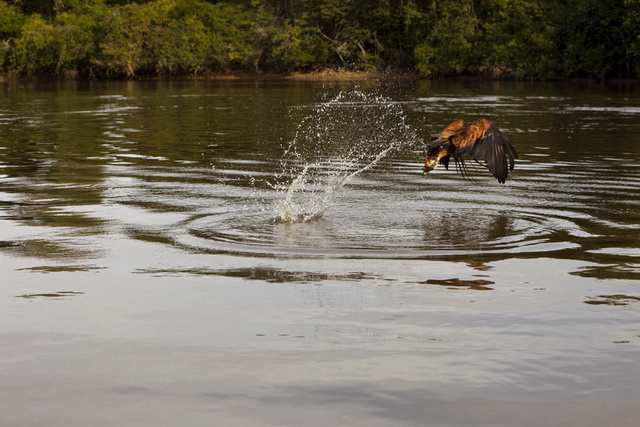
188,69 -> 385,81
0,68 -> 405,83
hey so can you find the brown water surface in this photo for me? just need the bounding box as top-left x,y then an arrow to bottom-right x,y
1,79 -> 639,426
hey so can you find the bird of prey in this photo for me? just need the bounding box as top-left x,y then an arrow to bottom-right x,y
423,118 -> 517,184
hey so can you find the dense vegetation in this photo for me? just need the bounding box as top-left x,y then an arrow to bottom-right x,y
1,0 -> 639,79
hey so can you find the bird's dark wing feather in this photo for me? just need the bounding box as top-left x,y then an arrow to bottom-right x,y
440,155 -> 450,170
455,124 -> 517,184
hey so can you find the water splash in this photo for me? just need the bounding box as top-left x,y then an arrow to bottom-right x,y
273,91 -> 418,223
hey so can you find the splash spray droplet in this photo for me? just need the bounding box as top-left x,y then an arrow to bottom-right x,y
273,91 -> 419,223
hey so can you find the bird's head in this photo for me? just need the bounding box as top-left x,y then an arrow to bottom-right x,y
423,141 -> 451,174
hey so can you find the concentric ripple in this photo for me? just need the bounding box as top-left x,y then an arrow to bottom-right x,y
46,87 -> 635,267
149,91 -> 639,262
167,184 -> 583,259
160,153 -> 637,262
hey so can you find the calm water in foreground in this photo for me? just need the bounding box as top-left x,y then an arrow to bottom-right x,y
1,79 -> 639,426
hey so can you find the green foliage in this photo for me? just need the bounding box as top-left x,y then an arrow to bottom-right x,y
415,1 -> 478,77
2,0 -> 640,79
7,1 -> 106,77
96,0 -> 243,76
413,0 -> 639,79
623,0 -> 640,75
0,2 -> 26,37
18,0 -> 56,17
55,0 -> 107,13
553,0 -> 634,78
6,14 -> 58,74
478,0 -> 557,79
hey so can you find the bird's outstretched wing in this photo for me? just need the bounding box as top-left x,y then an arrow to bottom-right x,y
437,119 -> 465,140
451,119 -> 517,184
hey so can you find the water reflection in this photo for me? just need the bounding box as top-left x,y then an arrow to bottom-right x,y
422,210 -> 512,248
584,295 -> 640,306
0,80 -> 638,280
572,262 -> 640,281
0,237 -> 101,260
136,266 -> 377,283
16,265 -> 106,273
421,278 -> 495,291
15,291 -> 84,299
2,80 -> 640,426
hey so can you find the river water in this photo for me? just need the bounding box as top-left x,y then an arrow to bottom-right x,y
1,79 -> 639,426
